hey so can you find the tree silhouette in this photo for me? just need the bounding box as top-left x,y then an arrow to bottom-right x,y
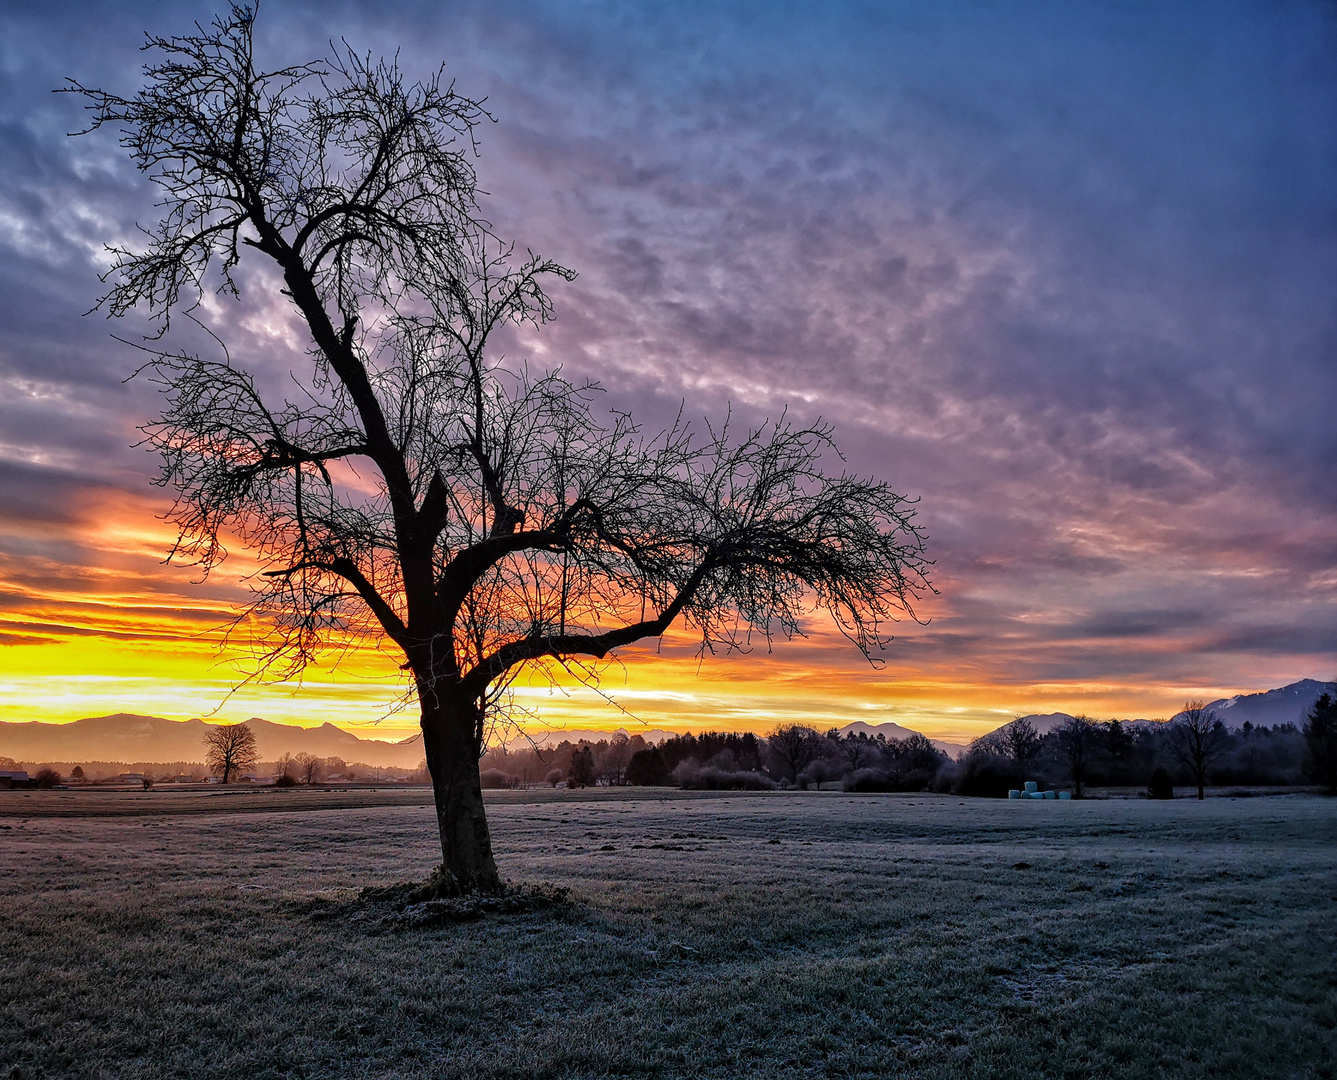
1004,717 -> 1043,765
293,752 -> 322,785
767,724 -> 823,783
1302,693 -> 1337,793
1170,701 -> 1229,800
69,7 -> 931,893
1056,715 -> 1099,798
568,747 -> 595,789
204,722 -> 259,783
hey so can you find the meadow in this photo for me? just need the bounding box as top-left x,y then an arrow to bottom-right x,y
1,788 -> 1333,1079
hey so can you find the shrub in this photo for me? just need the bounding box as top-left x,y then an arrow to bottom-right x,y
841,766 -> 934,793
544,768 -> 564,787
844,768 -> 897,792
274,773 -> 297,787
479,769 -> 513,790
797,758 -> 845,789
673,760 -> 776,790
1147,767 -> 1174,799
32,768 -> 61,789
953,752 -> 1024,797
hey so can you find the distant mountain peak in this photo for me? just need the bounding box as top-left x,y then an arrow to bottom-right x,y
0,713 -> 426,768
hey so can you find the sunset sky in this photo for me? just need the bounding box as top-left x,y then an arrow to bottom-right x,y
1,1 -> 1335,744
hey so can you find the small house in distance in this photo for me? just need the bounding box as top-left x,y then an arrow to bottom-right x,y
0,770 -> 31,789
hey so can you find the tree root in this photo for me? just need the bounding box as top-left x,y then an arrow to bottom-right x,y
344,871 -> 573,930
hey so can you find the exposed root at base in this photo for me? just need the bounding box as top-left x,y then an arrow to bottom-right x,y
304,873 -> 574,931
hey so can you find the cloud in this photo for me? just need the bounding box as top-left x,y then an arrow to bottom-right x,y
0,0 -> 1335,731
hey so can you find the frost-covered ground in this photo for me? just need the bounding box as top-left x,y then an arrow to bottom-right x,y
2,789 -> 1334,1078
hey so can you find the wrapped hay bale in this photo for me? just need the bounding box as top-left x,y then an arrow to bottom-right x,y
1043,789 -> 1057,799
1008,789 -> 1022,799
1058,791 -> 1072,800
1024,781 -> 1038,793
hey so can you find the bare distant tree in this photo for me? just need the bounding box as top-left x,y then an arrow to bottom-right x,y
293,752 -> 322,785
1056,715 -> 1099,798
833,730 -> 878,772
1004,717 -> 1043,765
1170,701 -> 1229,800
204,722 -> 259,783
767,724 -> 823,783
70,8 -> 931,894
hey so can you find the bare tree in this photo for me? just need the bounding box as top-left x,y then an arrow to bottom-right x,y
1055,715 -> 1099,798
833,730 -> 878,772
293,752 -> 322,785
204,722 -> 259,783
1170,701 -> 1229,800
1004,717 -> 1043,766
70,8 -> 931,894
767,724 -> 823,783
274,752 -> 295,784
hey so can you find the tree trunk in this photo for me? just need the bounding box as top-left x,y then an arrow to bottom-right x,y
420,692 -> 503,894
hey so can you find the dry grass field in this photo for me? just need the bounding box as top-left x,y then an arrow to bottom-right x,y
1,788 -> 1334,1079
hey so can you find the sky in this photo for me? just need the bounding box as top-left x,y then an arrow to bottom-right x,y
1,0 -> 1336,743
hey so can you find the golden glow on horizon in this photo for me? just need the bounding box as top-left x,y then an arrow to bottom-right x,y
0,488 -> 1310,745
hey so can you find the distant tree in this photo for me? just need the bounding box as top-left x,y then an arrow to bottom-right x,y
204,722 -> 259,783
1302,693 -> 1337,793
0,756 -> 19,770
1005,718 -> 1043,766
968,728 -> 1009,757
33,768 -> 61,789
293,752 -> 322,785
544,768 -> 564,787
323,756 -> 347,778
767,724 -> 822,784
887,732 -> 945,784
1056,715 -> 1099,798
626,746 -> 669,786
274,753 -> 296,784
68,8 -> 931,894
70,765 -> 85,782
141,776 -> 155,791
833,731 -> 879,772
595,733 -> 634,786
1103,719 -> 1133,777
1170,701 -> 1230,800
568,746 -> 595,788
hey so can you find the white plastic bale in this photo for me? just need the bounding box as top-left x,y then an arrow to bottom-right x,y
1024,781 -> 1038,793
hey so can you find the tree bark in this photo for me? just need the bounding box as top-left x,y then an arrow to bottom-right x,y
419,692 -> 502,894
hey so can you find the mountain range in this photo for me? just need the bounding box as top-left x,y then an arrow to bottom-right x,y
992,679 -> 1336,739
2,679 -> 1329,767
0,714 -> 426,769
1188,679 -> 1336,729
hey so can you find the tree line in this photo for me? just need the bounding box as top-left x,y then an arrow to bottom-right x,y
476,696 -> 1337,798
